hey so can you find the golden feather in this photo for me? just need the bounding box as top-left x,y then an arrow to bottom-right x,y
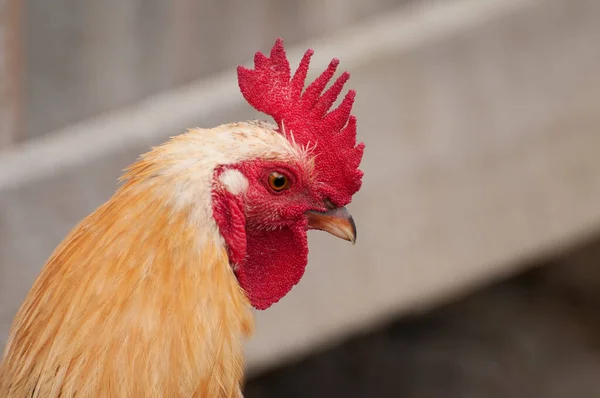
0,141 -> 254,397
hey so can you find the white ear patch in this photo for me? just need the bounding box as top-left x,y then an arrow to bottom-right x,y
219,169 -> 249,195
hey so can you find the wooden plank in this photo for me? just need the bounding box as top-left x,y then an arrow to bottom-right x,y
0,0 -> 22,150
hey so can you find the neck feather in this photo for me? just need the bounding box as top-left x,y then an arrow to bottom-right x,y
1,161 -> 253,397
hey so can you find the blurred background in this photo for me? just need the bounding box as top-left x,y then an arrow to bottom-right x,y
1,0 -> 600,396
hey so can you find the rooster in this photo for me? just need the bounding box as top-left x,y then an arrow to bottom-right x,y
0,38 -> 364,397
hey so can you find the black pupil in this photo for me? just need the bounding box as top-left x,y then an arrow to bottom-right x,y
273,175 -> 286,188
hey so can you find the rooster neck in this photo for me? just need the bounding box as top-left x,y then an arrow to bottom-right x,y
0,120 -> 306,397
1,176 -> 254,397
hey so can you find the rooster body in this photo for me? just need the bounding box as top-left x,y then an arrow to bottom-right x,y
0,40 -> 364,397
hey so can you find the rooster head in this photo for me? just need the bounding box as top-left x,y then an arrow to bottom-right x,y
152,38 -> 364,310
221,38 -> 365,309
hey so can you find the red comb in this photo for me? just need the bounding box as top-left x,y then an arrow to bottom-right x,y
237,38 -> 364,206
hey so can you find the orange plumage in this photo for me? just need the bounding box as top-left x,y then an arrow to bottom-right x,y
0,39 -> 364,397
1,137 -> 253,396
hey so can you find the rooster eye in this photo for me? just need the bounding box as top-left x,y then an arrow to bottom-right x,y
268,172 -> 290,192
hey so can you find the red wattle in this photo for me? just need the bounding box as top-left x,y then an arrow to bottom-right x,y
235,225 -> 308,310
212,182 -> 309,310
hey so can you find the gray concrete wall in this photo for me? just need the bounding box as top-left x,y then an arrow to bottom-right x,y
1,0 -> 600,373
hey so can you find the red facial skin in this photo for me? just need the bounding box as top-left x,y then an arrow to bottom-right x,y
215,38 -> 365,310
212,159 -> 330,310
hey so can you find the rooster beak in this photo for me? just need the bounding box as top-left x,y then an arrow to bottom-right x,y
306,207 -> 357,244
